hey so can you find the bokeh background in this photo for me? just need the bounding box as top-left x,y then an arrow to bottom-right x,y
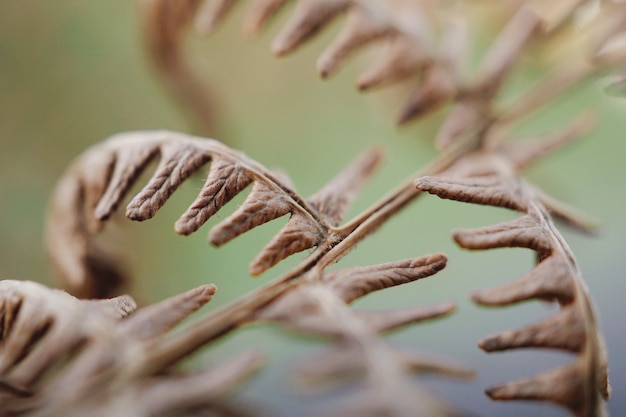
1,2 -> 625,416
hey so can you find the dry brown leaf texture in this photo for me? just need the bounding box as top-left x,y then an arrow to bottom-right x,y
416,141 -> 609,417
10,1 -> 621,416
46,131 -> 382,298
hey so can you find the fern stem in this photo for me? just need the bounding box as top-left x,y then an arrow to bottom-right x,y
128,133 -> 482,377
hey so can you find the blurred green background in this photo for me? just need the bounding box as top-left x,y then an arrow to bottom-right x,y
1,2 -> 625,416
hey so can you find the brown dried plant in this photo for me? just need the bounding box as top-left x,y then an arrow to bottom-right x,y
2,0 -> 624,416
41,129 -> 474,417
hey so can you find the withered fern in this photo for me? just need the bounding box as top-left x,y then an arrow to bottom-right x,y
41,130 -> 473,416
2,1 -> 625,416
416,125 -> 609,416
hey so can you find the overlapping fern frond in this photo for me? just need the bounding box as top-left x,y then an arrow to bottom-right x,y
416,116 -> 609,416
141,0 -> 626,136
1,0 -> 621,416
39,131 -> 476,417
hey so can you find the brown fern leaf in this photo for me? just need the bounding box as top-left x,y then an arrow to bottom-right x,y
140,0 -> 217,135
430,7 -> 541,147
247,251 -> 472,417
107,253 -> 470,417
118,284 -> 217,340
42,285 -> 217,407
485,359 -> 609,414
0,280 -> 136,392
0,280 -> 225,416
271,0 -> 352,56
316,4 -> 398,79
417,175 -> 526,212
149,0 -> 450,126
417,115 -> 599,234
297,342 -> 473,384
254,253 -> 448,335
536,189 -> 600,234
48,349 -> 263,417
46,131 -> 382,296
470,254 -> 574,305
325,253 -> 447,304
415,150 -> 609,416
302,345 -> 471,417
142,0 -> 618,151
188,0 -> 586,136
128,350 -> 263,417
452,213 -> 553,255
0,280 -> 216,395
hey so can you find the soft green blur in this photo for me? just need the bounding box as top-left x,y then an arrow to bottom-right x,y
1,2 -> 625,416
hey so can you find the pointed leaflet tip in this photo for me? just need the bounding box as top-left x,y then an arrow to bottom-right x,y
0,281 -> 135,388
316,7 -> 390,79
416,175 -> 527,212
486,361 -> 591,414
208,181 -> 291,246
175,158 -> 253,236
94,144 -> 159,222
126,143 -> 211,221
471,255 -> 574,306
326,253 -> 447,304
478,306 -> 585,353
250,214 -> 320,276
90,142 -> 158,220
355,37 -> 426,91
119,284 -> 217,341
270,0 -> 349,57
309,146 -> 384,226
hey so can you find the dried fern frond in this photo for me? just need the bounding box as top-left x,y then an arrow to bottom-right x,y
255,253 -> 449,335
144,0 -> 457,127
0,279 -> 268,417
249,253 -> 474,417
0,280 -> 136,394
41,126 -> 487,416
38,253 -> 468,417
139,0 -> 217,135
46,131 -> 382,297
43,349 -> 263,417
141,0 -> 620,139
415,129 -> 609,416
